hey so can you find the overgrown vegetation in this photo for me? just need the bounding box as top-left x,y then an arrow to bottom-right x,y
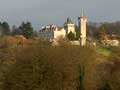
0,37 -> 120,90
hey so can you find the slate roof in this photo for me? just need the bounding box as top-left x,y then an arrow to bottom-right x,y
64,17 -> 74,25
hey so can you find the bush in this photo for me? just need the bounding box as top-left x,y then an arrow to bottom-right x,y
2,40 -> 99,90
3,43 -> 64,90
67,31 -> 76,40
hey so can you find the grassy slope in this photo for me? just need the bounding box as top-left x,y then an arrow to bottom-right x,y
96,46 -> 112,57
96,46 -> 120,57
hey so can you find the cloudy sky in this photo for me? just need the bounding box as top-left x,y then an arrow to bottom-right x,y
0,0 -> 120,30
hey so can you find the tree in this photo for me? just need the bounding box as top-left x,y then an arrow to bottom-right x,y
97,82 -> 111,90
67,31 -> 76,40
2,43 -> 64,90
19,22 -> 33,38
1,22 -> 10,35
75,25 -> 80,40
108,47 -> 120,90
77,65 -> 85,90
46,46 -> 98,90
32,31 -> 38,38
95,47 -> 120,90
56,37 -> 71,46
98,27 -> 107,44
11,25 -> 17,35
11,25 -> 23,35
2,40 -> 99,90
0,23 -> 3,36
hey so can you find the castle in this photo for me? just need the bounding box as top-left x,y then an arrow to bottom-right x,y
39,14 -> 87,46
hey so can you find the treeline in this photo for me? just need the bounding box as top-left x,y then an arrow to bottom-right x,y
1,21 -> 120,40
0,22 -> 10,35
87,22 -> 120,40
0,21 -> 34,39
66,21 -> 120,41
0,39 -> 120,90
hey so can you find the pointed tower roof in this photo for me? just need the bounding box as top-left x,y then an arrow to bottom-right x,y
64,17 -> 74,27
81,10 -> 85,17
78,11 -> 86,20
64,17 -> 73,24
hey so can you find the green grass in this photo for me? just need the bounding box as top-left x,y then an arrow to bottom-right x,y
96,46 -> 112,56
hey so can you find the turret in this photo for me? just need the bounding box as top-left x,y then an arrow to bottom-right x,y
78,14 -> 87,46
64,17 -> 76,35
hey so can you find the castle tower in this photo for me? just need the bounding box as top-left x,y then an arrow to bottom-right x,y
78,14 -> 87,46
64,17 -> 76,35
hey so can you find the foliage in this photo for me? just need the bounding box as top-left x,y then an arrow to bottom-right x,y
0,22 -> 10,35
75,26 -> 80,40
2,42 -> 64,90
19,22 -> 33,39
87,22 -> 120,40
96,47 -> 120,90
1,37 -> 120,90
11,25 -> 23,35
97,82 -> 111,90
77,65 -> 85,90
67,31 -> 76,40
109,47 -> 120,61
56,37 -> 71,46
98,27 -> 107,42
1,39 -> 99,90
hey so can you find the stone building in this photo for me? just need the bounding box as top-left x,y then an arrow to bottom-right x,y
101,34 -> 120,46
39,25 -> 66,40
39,15 -> 87,46
78,15 -> 87,46
64,17 -> 76,35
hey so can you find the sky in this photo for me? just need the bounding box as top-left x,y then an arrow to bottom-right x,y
0,0 -> 120,30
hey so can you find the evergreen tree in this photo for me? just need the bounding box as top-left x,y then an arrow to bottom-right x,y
67,31 -> 76,40
12,25 -> 23,35
98,27 -> 107,42
20,22 -> 33,38
2,22 -> 10,35
75,26 -> 80,40
0,22 -> 3,36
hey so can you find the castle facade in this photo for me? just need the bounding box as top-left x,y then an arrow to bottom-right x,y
39,15 -> 87,46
